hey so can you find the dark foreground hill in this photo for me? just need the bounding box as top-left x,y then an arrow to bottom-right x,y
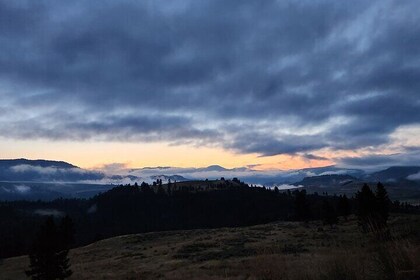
1,214 -> 419,280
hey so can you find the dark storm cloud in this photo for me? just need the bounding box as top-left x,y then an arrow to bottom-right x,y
0,0 -> 419,160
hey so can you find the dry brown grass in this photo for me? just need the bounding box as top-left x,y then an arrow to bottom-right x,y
247,244 -> 420,280
1,214 -> 419,279
247,220 -> 420,280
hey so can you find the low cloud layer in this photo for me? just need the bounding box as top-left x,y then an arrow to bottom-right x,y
34,209 -> 65,217
0,0 -> 419,164
91,163 -> 367,186
407,172 -> 420,181
0,160 -> 104,182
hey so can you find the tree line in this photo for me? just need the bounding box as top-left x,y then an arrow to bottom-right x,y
0,179 -> 417,263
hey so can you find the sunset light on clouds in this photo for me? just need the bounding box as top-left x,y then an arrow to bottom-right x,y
2,2 -> 420,278
0,0 -> 419,171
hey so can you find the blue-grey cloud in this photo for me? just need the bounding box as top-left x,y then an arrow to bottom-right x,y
301,154 -> 328,161
337,148 -> 420,170
0,0 -> 419,160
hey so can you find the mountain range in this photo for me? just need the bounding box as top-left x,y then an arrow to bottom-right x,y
0,159 -> 420,201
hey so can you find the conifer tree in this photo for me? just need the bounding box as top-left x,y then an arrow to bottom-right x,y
375,182 -> 390,225
338,194 -> 351,220
59,216 -> 74,250
167,181 -> 172,196
322,200 -> 338,227
157,185 -> 165,195
294,190 -> 309,221
26,216 -> 73,280
355,184 -> 377,231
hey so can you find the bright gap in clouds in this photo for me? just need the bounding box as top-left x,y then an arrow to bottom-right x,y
0,138 -> 332,170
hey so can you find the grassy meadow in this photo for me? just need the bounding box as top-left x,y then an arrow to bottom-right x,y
1,214 -> 419,280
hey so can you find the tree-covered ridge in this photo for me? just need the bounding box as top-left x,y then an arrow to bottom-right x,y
0,179 -> 418,259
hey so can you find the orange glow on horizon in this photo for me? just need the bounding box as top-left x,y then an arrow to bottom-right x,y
1,138 -> 337,171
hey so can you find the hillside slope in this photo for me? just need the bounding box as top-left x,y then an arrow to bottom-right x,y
1,214 -> 419,280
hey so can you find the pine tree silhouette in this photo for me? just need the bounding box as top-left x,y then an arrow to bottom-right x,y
26,216 -> 73,280
356,184 -> 378,231
294,190 -> 309,221
59,216 -> 74,250
375,182 -> 390,225
338,194 -> 351,221
322,200 -> 338,227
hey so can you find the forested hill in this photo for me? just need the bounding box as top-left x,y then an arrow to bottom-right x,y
1,179 -> 418,259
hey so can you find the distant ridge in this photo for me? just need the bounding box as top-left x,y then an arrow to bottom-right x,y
296,174 -> 358,187
366,166 -> 420,182
0,158 -> 78,169
0,158 -> 102,182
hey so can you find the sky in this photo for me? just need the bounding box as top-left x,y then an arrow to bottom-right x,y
0,0 -> 419,171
